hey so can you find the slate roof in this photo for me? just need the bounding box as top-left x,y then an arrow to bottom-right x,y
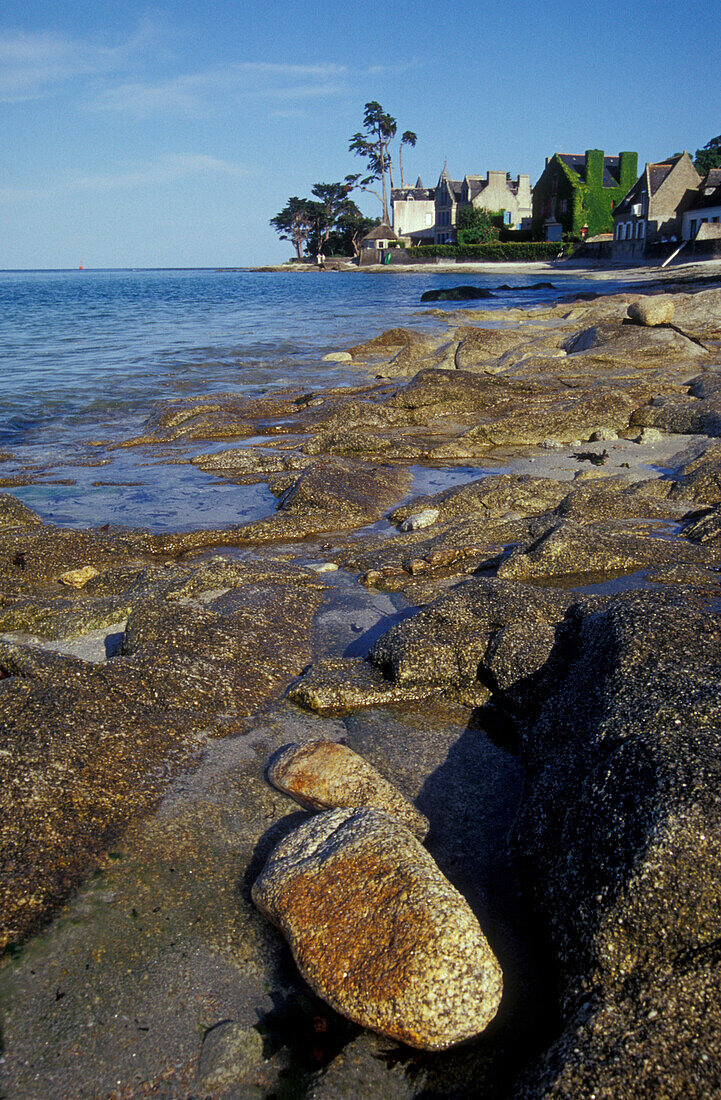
464,173 -> 521,201
614,155 -> 690,217
391,186 -> 434,201
437,164 -> 463,202
648,163 -> 675,192
557,153 -> 623,188
688,168 -> 721,209
613,174 -> 647,216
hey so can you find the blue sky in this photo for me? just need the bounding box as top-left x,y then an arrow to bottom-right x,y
1,0 -> 718,268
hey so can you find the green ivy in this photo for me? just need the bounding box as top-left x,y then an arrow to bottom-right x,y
532,151 -> 638,239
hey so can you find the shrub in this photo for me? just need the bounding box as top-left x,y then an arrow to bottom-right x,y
407,242 -> 572,261
456,206 -> 499,245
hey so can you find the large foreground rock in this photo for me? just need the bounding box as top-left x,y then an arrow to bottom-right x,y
512,590 -> 721,1096
252,807 -> 503,1051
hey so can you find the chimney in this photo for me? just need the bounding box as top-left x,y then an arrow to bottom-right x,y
584,149 -> 605,188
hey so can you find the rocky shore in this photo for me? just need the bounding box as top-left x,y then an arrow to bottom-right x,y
1,278 -> 721,1097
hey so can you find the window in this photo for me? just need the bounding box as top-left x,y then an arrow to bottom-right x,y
690,219 -> 697,237
637,221 -> 645,238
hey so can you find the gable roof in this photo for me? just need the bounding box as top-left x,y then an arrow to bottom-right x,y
436,163 -> 463,201
613,173 -> 646,216
646,164 -> 671,192
391,185 -> 434,201
556,153 -> 624,188
614,154 -> 699,217
464,172 -> 523,201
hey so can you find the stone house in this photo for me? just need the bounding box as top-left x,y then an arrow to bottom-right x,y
682,168 -> 721,243
463,170 -> 532,229
612,153 -> 700,260
392,165 -> 533,245
532,150 -> 638,240
432,165 -> 532,244
433,167 -> 462,244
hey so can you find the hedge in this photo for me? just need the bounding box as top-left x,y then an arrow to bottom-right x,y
407,242 -> 573,261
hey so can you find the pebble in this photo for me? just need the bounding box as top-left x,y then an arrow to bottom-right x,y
400,509 -> 440,532
322,351 -> 353,362
307,562 -> 339,573
252,808 -> 502,1050
58,566 -> 100,589
196,1021 -> 264,1091
267,739 -> 429,838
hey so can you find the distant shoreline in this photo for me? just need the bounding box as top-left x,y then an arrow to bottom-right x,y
252,258 -> 721,284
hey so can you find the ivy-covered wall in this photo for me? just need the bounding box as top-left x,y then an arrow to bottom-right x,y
532,150 -> 638,239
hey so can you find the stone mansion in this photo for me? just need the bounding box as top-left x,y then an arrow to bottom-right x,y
391,164 -> 532,245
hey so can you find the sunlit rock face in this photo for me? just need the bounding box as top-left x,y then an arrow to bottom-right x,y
252,807 -> 503,1051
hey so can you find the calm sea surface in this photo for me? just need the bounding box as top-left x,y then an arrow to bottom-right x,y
0,267 -> 625,530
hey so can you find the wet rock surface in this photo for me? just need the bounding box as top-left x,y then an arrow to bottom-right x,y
0,555 -> 325,948
2,278 -> 721,1097
252,807 -> 503,1050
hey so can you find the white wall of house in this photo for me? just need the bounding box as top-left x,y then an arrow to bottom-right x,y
683,206 -> 721,239
392,197 -> 436,238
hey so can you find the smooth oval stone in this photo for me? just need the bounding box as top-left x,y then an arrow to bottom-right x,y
251,808 -> 503,1050
627,296 -> 675,326
266,739 -> 429,839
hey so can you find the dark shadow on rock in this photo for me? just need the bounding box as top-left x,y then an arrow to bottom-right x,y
342,607 -> 419,659
241,810 -> 310,902
255,987 -> 360,1077
408,716 -> 561,1098
104,631 -> 124,659
467,700 -> 520,755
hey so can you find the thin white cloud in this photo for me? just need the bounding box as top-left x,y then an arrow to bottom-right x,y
0,27 -> 421,116
76,154 -> 249,191
0,24 -> 158,103
254,82 -> 349,102
269,107 -> 309,120
91,62 -> 351,117
0,154 -> 249,201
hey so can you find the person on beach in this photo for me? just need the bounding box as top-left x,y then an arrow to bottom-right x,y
317,252 -> 326,270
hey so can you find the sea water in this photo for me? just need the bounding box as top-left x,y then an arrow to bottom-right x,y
0,267 -> 621,530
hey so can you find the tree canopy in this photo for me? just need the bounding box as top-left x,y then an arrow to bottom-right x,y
349,101 -> 415,223
694,134 -> 721,176
269,196 -> 315,261
271,182 -> 378,259
271,100 -> 417,259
